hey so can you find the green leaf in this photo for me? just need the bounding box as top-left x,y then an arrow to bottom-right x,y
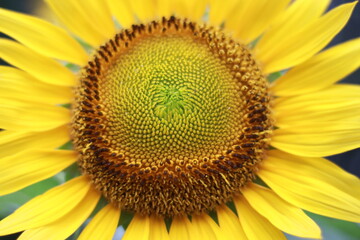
64,163 -> 81,181
267,71 -> 284,83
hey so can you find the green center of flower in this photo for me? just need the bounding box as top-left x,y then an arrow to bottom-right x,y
72,17 -> 273,217
154,86 -> 187,120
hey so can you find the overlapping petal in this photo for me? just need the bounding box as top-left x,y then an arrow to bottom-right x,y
274,85 -> 360,124
0,39 -> 75,86
272,38 -> 360,96
78,204 -> 120,240
0,8 -> 88,65
0,176 -> 91,235
272,126 -> 360,157
258,150 -> 360,222
72,0 -> 116,39
106,0 -> 135,28
191,214 -> 220,240
0,125 -> 70,159
18,185 -> 100,240
0,98 -> 70,132
0,66 -> 72,104
256,1 -> 356,73
0,149 -> 76,196
226,0 -> 291,44
169,216 -> 193,240
45,0 -> 107,46
242,183 -> 321,239
208,0 -> 239,27
127,0 -> 157,22
256,0 -> 330,52
273,84 -> 360,157
234,195 -> 287,240
173,0 -> 207,21
154,0 -> 173,18
216,205 -> 248,240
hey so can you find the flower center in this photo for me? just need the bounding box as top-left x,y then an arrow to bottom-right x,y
72,17 -> 273,217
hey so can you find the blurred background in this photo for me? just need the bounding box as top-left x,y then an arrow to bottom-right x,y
0,0 -> 359,239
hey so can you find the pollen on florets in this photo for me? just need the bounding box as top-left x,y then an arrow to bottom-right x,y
71,16 -> 273,217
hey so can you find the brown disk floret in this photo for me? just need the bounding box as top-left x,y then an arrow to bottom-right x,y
71,16 -> 273,217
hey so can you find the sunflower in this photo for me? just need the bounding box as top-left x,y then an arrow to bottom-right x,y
0,0 -> 360,239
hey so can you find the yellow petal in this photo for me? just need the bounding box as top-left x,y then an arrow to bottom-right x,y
0,39 -> 75,86
0,125 -> 70,159
234,195 -> 287,240
45,0 -> 106,46
0,98 -> 70,131
272,128 -> 360,157
128,0 -> 157,22
272,38 -> 360,96
105,0 -> 134,29
256,2 -> 356,73
122,214 -> 150,240
156,0 -> 174,18
0,66 -> 72,104
149,216 -> 170,240
273,85 -> 360,157
277,122 -> 360,133
258,150 -> 360,222
0,8 -> 88,65
242,183 -> 321,239
0,149 -> 76,196
208,0 -> 239,27
18,185 -> 100,240
216,205 -> 248,240
275,0 -> 330,29
169,216 -> 192,240
226,0 -> 291,44
0,176 -> 91,235
191,214 -> 219,240
174,0 -> 207,21
71,0 -> 116,39
78,204 -> 120,240
256,0 -> 330,54
274,84 -> 360,125
277,106 -> 360,124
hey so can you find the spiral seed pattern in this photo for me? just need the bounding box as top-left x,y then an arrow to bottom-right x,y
72,17 -> 273,217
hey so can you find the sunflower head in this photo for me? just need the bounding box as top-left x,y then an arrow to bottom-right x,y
0,1 -> 359,240
71,17 -> 273,216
